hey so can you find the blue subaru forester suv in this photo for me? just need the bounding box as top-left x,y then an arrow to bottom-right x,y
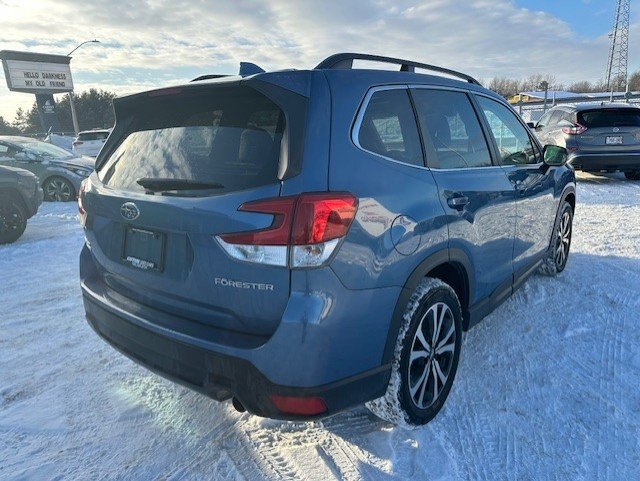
79,54 -> 576,426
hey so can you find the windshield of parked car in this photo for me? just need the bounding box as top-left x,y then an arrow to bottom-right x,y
578,108 -> 640,128
98,86 -> 286,195
14,140 -> 75,160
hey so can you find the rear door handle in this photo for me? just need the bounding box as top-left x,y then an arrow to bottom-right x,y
447,195 -> 469,210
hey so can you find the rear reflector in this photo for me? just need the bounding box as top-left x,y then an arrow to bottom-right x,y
217,192 -> 357,268
269,394 -> 327,416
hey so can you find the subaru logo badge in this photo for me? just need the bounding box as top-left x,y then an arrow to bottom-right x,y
613,127 -> 620,132
120,202 -> 140,221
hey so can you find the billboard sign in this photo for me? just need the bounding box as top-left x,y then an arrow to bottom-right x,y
0,50 -> 73,94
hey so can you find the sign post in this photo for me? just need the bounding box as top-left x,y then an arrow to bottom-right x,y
0,50 -> 74,134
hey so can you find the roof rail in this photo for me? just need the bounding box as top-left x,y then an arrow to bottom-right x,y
314,53 -> 480,85
191,74 -> 230,82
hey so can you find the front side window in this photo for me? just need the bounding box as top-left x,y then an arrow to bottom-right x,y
476,97 -> 540,166
547,110 -> 564,126
536,111 -> 552,128
13,140 -> 74,160
357,89 -> 423,166
412,89 -> 492,169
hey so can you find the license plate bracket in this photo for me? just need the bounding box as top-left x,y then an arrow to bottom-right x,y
606,135 -> 623,145
122,227 -> 165,272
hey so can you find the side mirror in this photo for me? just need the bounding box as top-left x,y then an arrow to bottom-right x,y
543,145 -> 567,166
526,122 -> 535,129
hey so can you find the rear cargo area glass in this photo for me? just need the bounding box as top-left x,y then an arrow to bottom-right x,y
99,86 -> 285,194
578,109 -> 640,128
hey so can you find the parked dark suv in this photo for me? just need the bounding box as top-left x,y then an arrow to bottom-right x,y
534,102 -> 640,180
0,165 -> 43,244
79,53 -> 576,426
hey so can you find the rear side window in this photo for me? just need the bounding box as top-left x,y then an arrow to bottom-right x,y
578,108 -> 640,128
412,89 -> 492,169
99,86 -> 286,194
357,89 -> 423,166
476,96 -> 540,166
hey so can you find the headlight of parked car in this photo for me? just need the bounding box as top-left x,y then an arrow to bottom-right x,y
65,167 -> 92,177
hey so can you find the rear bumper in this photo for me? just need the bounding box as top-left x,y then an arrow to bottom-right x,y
569,152 -> 640,172
80,245 -> 395,420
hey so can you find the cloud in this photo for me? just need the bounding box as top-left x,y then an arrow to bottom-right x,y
1,0 -> 637,122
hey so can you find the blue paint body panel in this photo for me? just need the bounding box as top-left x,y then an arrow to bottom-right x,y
80,63 -> 576,419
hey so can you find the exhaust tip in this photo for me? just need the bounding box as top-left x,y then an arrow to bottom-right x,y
232,397 -> 246,413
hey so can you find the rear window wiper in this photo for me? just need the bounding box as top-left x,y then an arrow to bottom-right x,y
136,177 -> 224,192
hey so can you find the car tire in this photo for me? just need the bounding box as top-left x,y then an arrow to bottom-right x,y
539,201 -> 573,276
624,170 -> 640,180
366,278 -> 463,427
0,193 -> 28,245
43,176 -> 76,202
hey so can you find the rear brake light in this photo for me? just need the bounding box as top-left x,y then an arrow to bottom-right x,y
269,394 -> 327,416
78,178 -> 89,226
562,122 -> 587,135
217,193 -> 357,268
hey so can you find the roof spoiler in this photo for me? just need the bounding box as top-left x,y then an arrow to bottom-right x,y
314,52 -> 480,85
191,61 -> 266,82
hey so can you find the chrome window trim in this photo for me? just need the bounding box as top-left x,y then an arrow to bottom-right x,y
351,83 -> 545,172
351,84 -> 431,171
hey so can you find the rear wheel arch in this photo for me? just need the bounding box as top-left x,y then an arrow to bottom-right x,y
382,249 -> 474,364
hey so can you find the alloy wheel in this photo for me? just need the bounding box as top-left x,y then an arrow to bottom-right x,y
0,199 -> 24,235
555,211 -> 571,269
45,178 -> 73,201
407,302 -> 456,409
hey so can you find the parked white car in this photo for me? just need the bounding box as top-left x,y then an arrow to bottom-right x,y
72,129 -> 111,157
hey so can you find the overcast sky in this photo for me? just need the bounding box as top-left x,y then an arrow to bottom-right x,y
1,0 -> 638,123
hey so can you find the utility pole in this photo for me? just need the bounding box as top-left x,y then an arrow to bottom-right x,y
66,39 -> 100,136
605,0 -> 630,92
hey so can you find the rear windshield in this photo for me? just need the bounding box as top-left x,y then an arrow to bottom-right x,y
98,86 -> 285,195
79,131 -> 109,141
578,108 -> 640,128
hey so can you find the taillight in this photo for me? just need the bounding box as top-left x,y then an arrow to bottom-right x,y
562,122 -> 587,135
78,178 -> 89,226
217,193 -> 358,268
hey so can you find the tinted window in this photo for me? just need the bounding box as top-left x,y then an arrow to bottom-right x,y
79,131 -> 109,141
578,108 -> 640,128
477,96 -> 539,166
357,89 -> 423,166
99,86 -> 286,194
412,89 -> 492,169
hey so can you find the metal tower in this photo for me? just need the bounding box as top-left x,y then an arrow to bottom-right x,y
605,0 -> 631,92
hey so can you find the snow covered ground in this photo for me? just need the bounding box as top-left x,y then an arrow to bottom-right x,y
1,172 -> 639,480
